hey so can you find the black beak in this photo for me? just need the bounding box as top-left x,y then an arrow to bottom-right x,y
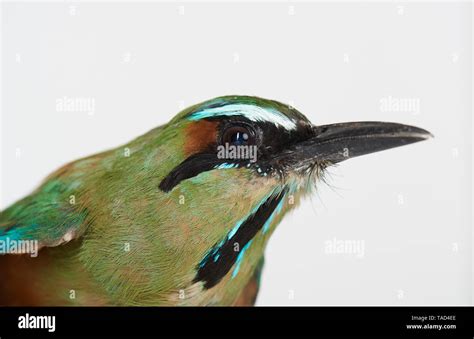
279,121 -> 433,167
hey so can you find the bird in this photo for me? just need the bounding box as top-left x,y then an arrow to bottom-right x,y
0,95 -> 432,306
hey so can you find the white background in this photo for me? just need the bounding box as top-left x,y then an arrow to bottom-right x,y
1,2 -> 472,305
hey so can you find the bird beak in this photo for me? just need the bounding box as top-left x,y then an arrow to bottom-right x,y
279,121 -> 433,167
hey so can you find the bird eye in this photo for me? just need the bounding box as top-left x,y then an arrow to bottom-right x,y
221,125 -> 255,146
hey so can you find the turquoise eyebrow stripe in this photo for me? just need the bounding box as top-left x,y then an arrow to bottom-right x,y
188,103 -> 297,130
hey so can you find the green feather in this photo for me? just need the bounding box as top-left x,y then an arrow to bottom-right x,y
0,96 -> 308,305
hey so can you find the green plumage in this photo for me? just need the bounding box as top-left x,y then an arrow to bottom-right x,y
0,95 -> 431,305
0,96 -> 307,305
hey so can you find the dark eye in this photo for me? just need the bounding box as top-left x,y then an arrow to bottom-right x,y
222,126 -> 255,146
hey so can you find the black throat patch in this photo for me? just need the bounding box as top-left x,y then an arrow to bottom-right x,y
193,187 -> 288,289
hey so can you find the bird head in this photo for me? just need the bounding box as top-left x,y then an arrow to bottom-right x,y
148,95 -> 431,291
160,96 -> 432,192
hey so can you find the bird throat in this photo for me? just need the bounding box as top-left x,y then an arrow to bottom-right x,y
193,187 -> 288,289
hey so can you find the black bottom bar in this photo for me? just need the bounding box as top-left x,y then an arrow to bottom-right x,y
0,307 -> 472,338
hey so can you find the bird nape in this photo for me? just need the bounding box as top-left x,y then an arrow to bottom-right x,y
0,95 -> 432,306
